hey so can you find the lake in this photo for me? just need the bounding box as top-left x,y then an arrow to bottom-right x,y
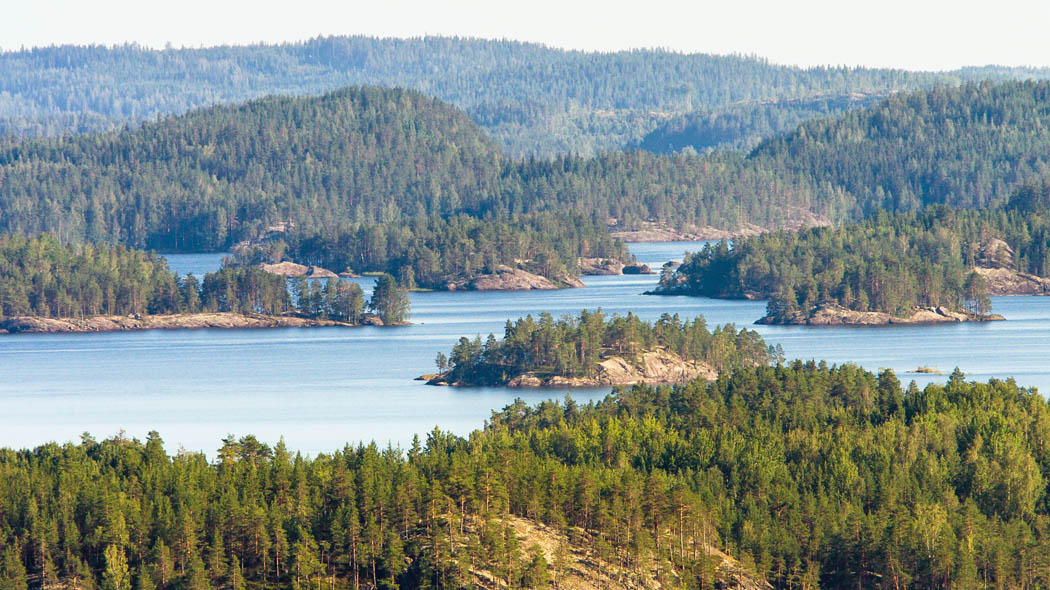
2,241 -> 1048,456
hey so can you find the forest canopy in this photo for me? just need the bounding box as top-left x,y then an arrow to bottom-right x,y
1,364 -> 1049,589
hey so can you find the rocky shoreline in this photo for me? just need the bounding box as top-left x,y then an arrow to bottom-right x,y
445,265 -> 585,290
757,303 -> 1005,326
423,349 -> 717,387
578,257 -> 654,276
0,312 -> 375,334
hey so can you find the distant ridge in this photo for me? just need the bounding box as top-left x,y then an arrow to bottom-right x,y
3,35 -> 1050,156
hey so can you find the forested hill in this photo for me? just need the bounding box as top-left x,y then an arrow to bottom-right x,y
11,81 -> 1050,257
0,86 -> 505,251
749,81 -> 1050,213
0,83 -> 840,257
3,36 -> 1048,156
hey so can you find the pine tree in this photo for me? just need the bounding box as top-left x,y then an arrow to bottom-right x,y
101,545 -> 131,590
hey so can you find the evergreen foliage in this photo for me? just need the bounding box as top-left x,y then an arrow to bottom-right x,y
750,81 -> 1050,213
439,310 -> 773,385
2,364 -> 1050,588
0,234 -> 381,323
368,273 -> 410,325
7,81 -> 1050,267
633,92 -> 888,154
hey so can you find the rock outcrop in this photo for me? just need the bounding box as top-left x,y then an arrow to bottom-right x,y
0,312 -> 357,334
757,303 -> 1004,326
973,266 -> 1050,295
578,257 -> 625,275
622,262 -> 654,274
467,515 -> 772,590
259,261 -> 337,278
447,265 -> 584,291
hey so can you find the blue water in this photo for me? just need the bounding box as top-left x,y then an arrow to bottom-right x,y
2,242 -> 1048,456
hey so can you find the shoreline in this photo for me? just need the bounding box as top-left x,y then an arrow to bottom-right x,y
0,312 -> 377,335
756,304 -> 1005,326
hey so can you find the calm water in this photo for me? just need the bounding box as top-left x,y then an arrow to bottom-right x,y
2,241 -> 1048,456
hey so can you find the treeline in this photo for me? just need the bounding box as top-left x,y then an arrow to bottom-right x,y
656,196 -> 1050,318
437,310 -> 774,386
275,212 -> 630,290
0,36 -> 1017,156
0,234 -> 403,324
3,363 -> 1050,589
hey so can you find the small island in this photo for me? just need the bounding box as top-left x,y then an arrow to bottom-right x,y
423,309 -> 777,387
0,235 -> 410,334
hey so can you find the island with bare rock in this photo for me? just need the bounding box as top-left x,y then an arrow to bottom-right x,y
423,309 -> 777,387
0,235 -> 410,335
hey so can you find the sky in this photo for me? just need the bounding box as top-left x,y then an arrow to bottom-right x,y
3,0 -> 1050,71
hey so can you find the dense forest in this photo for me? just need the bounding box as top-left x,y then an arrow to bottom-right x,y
7,81 -> 1050,265
0,234 -> 402,324
0,84 -> 844,267
2,363 -> 1049,589
435,310 -> 774,386
0,86 -> 505,251
6,36 -> 1043,156
654,193 -> 1050,318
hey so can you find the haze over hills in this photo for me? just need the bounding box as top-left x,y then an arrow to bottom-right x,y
4,36 -> 1050,157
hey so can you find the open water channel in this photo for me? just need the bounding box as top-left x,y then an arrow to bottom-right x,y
2,241 -> 1048,455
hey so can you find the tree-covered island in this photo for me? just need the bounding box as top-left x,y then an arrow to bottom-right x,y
649,202 -> 1050,325
0,235 -> 409,334
425,310 -> 777,387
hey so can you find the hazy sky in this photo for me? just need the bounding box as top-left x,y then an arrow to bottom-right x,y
4,0 -> 1050,71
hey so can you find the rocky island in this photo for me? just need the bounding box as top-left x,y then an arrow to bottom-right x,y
756,303 -> 1004,326
423,309 -> 775,387
648,208 -> 1050,325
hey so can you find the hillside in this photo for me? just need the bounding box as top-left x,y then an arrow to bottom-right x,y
749,81 -> 1050,213
3,36 -> 1048,157
0,86 -> 504,251
9,81 -> 1050,273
